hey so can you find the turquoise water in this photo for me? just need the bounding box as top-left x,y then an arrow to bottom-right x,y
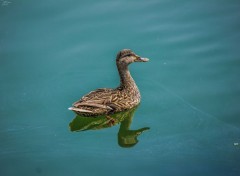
1,0 -> 240,175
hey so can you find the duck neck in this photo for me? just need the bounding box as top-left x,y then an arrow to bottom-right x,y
117,64 -> 137,89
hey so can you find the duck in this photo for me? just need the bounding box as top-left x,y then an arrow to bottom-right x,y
68,49 -> 149,116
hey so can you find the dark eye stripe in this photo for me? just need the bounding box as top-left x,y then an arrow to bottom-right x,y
122,53 -> 133,58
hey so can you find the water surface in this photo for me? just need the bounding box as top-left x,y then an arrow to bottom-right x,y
1,0 -> 240,176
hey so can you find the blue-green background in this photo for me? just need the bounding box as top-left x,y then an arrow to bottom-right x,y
1,0 -> 240,176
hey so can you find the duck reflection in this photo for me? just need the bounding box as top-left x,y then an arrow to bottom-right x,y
69,106 -> 149,148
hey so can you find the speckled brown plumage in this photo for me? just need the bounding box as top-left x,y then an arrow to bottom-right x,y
69,49 -> 149,116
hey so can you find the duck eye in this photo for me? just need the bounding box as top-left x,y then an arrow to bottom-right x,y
124,54 -> 132,57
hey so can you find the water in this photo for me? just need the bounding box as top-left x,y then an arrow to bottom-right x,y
1,0 -> 240,175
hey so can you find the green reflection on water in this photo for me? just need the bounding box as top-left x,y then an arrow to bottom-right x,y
69,106 -> 150,148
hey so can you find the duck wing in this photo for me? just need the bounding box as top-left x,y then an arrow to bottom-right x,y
71,88 -> 118,116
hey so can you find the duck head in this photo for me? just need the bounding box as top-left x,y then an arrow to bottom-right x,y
116,49 -> 149,66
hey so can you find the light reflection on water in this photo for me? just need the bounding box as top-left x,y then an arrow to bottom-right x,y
69,106 -> 150,148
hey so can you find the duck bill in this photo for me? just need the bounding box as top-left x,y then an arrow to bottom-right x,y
135,56 -> 149,62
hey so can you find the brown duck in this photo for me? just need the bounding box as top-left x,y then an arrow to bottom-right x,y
68,49 -> 149,116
